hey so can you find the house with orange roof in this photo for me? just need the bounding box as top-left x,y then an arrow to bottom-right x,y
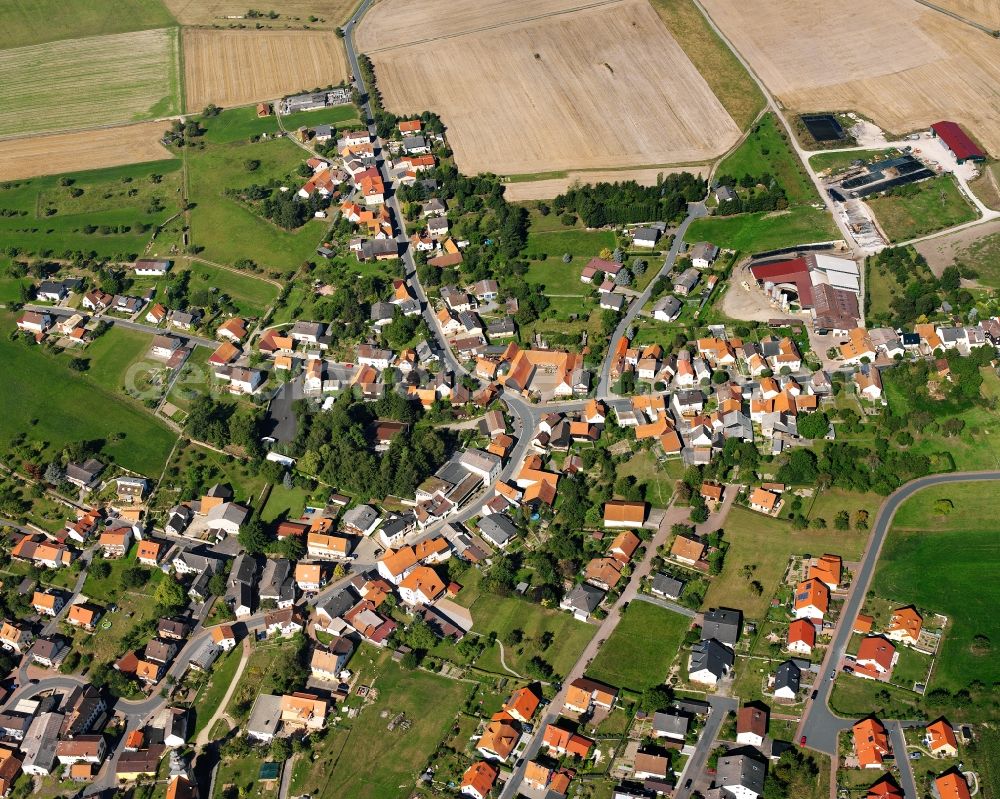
635,412 -> 672,441
136,539 -> 165,567
503,686 -> 540,723
793,578 -> 830,621
670,535 -> 705,566
216,318 -> 247,343
67,603 -> 102,632
886,606 -> 922,647
603,500 -> 646,528
98,527 -> 131,559
460,761 -> 498,799
306,532 -> 351,561
866,774 -> 904,799
854,636 -> 897,680
135,659 -> 162,684
541,724 -> 593,759
398,566 -> 445,606
925,718 -> 959,757
563,677 -> 617,714
660,430 -> 683,456
808,554 -> 842,590
294,562 -> 325,592
840,328 -> 876,364
211,625 -> 237,652
584,398 -> 606,424
787,618 -> 816,655
915,323 -> 943,352
280,693 -> 328,732
584,557 -> 624,590
609,529 -> 640,561
377,547 -> 419,585
935,771 -> 972,799
208,341 -> 239,367
476,714 -> 521,762
0,621 -> 32,653
854,614 -> 874,634
748,487 -> 781,515
853,717 -> 891,768
700,482 -> 723,508
32,590 -> 64,617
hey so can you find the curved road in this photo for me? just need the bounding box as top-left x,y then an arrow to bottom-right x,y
799,471 -> 1000,759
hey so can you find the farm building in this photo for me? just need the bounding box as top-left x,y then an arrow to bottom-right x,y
930,121 -> 986,163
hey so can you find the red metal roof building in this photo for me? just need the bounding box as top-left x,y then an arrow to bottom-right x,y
931,121 -> 986,163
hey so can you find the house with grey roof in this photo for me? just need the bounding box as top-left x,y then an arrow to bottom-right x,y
701,608 -> 742,648
371,302 -> 395,327
246,694 -> 283,743
259,559 -> 295,608
477,514 -> 518,549
633,226 -> 661,247
652,295 -> 682,323
688,638 -> 734,686
717,749 -> 767,799
342,504 -> 381,536
673,268 -> 700,296
560,582 -> 606,621
689,242 -> 719,268
652,711 -> 689,741
65,458 -> 104,488
650,574 -> 685,601
21,711 -> 64,776
772,661 -> 801,700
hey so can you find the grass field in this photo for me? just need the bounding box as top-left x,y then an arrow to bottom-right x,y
950,230 -> 1000,287
684,206 -> 838,254
0,0 -> 176,49
808,149 -> 898,176
0,158 -> 183,260
873,482 -> 1000,693
615,449 -> 675,507
647,0 -> 764,131
260,483 -> 312,523
295,652 -> 470,799
192,646 -> 243,735
805,488 -> 881,530
185,262 -> 279,317
0,27 -> 181,137
717,113 -> 818,205
457,570 -> 595,678
702,506 -> 868,619
524,228 -> 617,261
0,317 -> 177,475
155,441 -> 268,511
867,175 -> 978,243
587,601 -> 690,691
968,163 -> 1000,212
83,327 -> 157,392
186,136 -> 328,273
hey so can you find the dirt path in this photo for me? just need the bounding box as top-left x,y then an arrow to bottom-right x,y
195,639 -> 251,748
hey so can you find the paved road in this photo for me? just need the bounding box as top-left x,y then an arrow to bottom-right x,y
633,594 -> 696,619
24,304 -> 217,349
799,471 -> 1000,757
889,721 -> 919,799
598,202 -> 707,397
672,695 -> 739,799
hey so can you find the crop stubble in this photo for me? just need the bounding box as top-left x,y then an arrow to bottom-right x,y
699,0 -> 1000,156
357,0 -> 741,175
0,122 -> 175,181
182,28 -> 348,112
163,0 -> 358,27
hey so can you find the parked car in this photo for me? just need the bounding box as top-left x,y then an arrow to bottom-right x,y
800,736 -> 807,746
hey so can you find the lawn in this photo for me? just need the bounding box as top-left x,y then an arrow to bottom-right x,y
717,114 -> 818,205
200,107 -> 280,145
524,228 -> 617,261
185,261 -> 279,317
684,206 -> 837,254
646,0 -> 764,130
0,27 -> 181,137
186,136 -> 328,273
260,483 -> 311,523
84,327 -> 156,391
828,674 -> 924,722
524,260 -> 591,297
213,754 -> 279,799
804,488 -> 882,531
808,149 -> 898,176
154,441 -> 269,513
0,318 -> 177,476
873,481 -> 1000,693
616,449 -> 674,507
702,506 -> 868,620
295,651 -> 470,799
281,105 -> 362,131
867,175 -> 978,243
0,0 -> 176,49
587,601 -> 690,691
192,646 -> 243,735
457,570 -> 596,678
0,159 -> 183,260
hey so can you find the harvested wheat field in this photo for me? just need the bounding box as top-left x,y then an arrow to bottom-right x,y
925,0 -> 1000,29
0,28 -> 180,137
0,122 -> 176,181
357,0 -> 741,175
504,166 -> 710,201
699,0 -> 1000,156
164,0 -> 357,28
183,28 -> 348,111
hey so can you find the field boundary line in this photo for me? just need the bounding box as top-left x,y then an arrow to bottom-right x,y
364,0 -> 627,53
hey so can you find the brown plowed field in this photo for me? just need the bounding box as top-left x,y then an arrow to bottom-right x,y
699,0 -> 1000,156
927,0 -> 1000,28
357,0 -> 740,175
0,122 -> 175,181
182,28 -> 348,112
164,0 -> 357,27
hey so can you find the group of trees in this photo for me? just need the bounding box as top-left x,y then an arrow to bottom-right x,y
711,172 -> 789,215
551,174 -> 705,227
289,392 -> 449,501
185,396 -> 266,460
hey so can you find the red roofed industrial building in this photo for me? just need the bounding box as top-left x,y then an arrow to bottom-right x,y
931,121 -> 985,164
